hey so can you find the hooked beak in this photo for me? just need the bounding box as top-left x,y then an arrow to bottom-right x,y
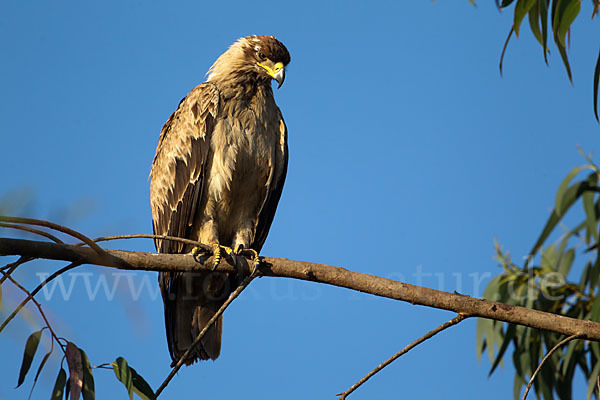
257,61 -> 286,89
273,67 -> 285,89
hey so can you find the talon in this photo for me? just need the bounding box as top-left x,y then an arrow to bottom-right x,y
234,245 -> 260,274
212,244 -> 221,271
233,243 -> 244,254
211,244 -> 234,270
191,246 -> 204,263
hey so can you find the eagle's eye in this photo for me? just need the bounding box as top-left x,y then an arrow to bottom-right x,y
257,51 -> 266,61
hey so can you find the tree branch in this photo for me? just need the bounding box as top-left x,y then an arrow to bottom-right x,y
2,237 -> 600,343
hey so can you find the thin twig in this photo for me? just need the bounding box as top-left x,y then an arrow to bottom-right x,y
337,313 -> 471,399
89,234 -> 211,252
154,270 -> 259,398
0,256 -> 31,284
91,363 -> 114,370
0,222 -> 64,244
0,262 -> 82,333
0,269 -> 66,353
0,216 -> 106,256
521,333 -> 585,400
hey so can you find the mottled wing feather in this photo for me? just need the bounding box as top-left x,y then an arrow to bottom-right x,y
150,83 -> 219,254
251,115 -> 288,252
150,83 -> 219,359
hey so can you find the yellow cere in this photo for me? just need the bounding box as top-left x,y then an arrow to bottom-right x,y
257,62 -> 284,78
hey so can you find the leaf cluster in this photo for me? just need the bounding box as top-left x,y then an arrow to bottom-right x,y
13,322 -> 156,399
494,0 -> 600,121
478,156 -> 600,399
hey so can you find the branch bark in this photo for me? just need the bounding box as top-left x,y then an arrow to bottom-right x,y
2,237 -> 600,341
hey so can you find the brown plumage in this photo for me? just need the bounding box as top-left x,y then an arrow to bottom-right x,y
149,35 -> 290,365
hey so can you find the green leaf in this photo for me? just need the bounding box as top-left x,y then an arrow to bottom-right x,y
541,244 -> 558,271
556,0 -> 580,48
476,317 -> 487,361
27,348 -> 52,400
527,178 -> 592,267
16,329 -> 43,388
555,165 -> 587,216
579,261 -> 592,291
514,373 -> 524,400
537,359 -> 555,400
540,0 -> 549,64
594,47 -> 600,122
561,338 -> 578,375
130,366 -> 157,400
590,255 -> 600,291
528,1 -> 544,46
582,179 -> 599,243
557,248 -> 575,278
80,348 -> 95,400
489,323 -> 516,375
501,0 -> 517,7
587,358 -> 600,400
551,0 -> 579,84
514,0 -> 538,36
590,296 -> 600,324
113,357 -> 133,400
50,368 -> 66,400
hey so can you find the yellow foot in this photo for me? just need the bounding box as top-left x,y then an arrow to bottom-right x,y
211,244 -> 234,270
233,244 -> 260,274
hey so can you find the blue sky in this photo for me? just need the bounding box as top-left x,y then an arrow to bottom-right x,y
1,1 -> 599,399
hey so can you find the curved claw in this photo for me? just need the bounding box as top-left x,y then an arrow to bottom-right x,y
191,246 -> 204,263
233,245 -> 260,274
212,244 -> 234,270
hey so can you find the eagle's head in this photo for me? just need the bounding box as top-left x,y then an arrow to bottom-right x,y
207,35 -> 291,89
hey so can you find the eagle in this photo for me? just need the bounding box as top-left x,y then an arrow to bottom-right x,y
149,35 -> 290,365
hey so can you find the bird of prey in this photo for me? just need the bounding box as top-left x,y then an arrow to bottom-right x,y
149,35 -> 290,365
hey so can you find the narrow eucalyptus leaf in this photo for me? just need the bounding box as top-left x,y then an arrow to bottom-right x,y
556,0 -> 580,47
528,1 -> 544,45
514,0 -> 538,35
65,342 -> 82,400
27,348 -> 52,400
540,0 -> 549,63
586,361 -> 600,400
50,368 -> 66,400
555,166 -> 585,216
583,190 -> 598,242
557,248 -> 575,278
594,48 -> 600,122
130,366 -> 157,400
16,329 -> 43,388
562,339 -> 578,375
112,357 -> 133,400
489,323 -> 516,376
80,348 -> 95,400
528,180 -> 589,266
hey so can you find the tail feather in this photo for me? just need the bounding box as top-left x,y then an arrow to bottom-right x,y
159,271 -> 230,365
